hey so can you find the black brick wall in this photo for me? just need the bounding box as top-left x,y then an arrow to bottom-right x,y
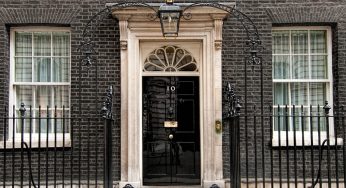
0,0 -> 345,185
221,0 -> 346,181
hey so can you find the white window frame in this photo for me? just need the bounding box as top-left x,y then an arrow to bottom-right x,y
6,27 -> 71,148
272,26 -> 341,146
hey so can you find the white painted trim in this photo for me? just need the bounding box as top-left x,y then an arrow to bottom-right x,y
272,26 -> 335,146
9,27 -> 71,143
0,136 -> 72,149
114,6 -> 228,188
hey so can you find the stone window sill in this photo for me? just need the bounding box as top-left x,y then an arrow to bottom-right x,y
272,137 -> 343,147
0,139 -> 71,149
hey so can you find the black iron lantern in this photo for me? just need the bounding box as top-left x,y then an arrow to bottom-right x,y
158,0 -> 182,37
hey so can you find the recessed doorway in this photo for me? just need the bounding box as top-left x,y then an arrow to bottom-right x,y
142,76 -> 200,185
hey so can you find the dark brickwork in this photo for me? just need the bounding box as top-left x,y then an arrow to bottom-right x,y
221,0 -> 346,182
0,0 -> 345,185
0,0 -> 121,185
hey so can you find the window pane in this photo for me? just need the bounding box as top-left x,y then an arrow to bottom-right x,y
34,32 -> 51,56
15,32 -> 32,56
292,31 -> 308,54
15,57 -> 32,82
274,107 -> 289,131
274,83 -> 288,105
310,83 -> 326,106
311,55 -> 327,79
15,85 -> 32,107
35,110 -> 50,133
54,86 -> 69,108
57,110 -> 70,133
34,57 -> 51,82
16,111 -> 31,133
52,110 -> 70,133
292,107 -> 309,131
36,86 -> 52,108
291,83 -> 308,105
53,32 -> 70,56
272,31 -> 289,54
52,58 -> 69,82
273,55 -> 289,79
311,30 -> 327,54
292,55 -> 309,79
311,107 -> 326,131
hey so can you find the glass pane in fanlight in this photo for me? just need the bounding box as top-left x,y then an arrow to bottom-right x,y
165,46 -> 175,66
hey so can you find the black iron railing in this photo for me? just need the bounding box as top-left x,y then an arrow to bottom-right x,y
0,105 -> 109,187
226,85 -> 345,187
0,88 -> 114,188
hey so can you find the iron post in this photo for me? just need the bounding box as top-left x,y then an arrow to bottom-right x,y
101,86 -> 113,188
226,83 -> 241,188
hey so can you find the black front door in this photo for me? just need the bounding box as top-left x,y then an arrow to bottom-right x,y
142,76 -> 200,185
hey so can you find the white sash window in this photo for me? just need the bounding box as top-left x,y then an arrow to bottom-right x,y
9,27 -> 70,142
272,27 -> 334,145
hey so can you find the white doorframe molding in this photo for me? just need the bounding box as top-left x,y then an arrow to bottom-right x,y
111,4 -> 231,187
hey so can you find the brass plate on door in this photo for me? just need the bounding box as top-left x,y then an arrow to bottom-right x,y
164,121 -> 178,128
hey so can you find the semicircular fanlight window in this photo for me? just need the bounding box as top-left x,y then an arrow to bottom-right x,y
143,45 -> 198,72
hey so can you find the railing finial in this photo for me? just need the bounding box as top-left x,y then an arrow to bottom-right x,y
19,103 -> 26,117
225,82 -> 241,118
101,86 -> 113,119
323,100 -> 331,115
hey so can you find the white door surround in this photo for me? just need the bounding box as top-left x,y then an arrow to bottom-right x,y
110,3 -> 231,187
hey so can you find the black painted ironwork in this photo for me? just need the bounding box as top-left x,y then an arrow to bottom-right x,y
101,86 -> 114,188
225,83 -> 241,188
309,101 -> 332,188
0,102 -> 345,187
80,2 -> 262,68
